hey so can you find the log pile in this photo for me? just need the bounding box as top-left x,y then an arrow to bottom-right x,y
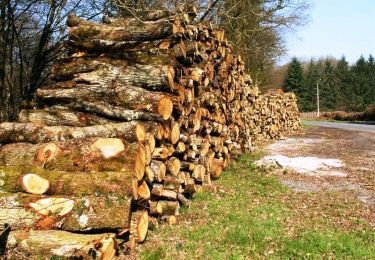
0,7 -> 301,259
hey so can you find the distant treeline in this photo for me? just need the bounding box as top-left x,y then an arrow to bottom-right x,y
282,55 -> 375,112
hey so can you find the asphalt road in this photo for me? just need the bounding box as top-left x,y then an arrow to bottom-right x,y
303,120 -> 375,133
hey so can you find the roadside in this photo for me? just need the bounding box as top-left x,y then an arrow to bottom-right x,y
302,120 -> 375,132
259,125 -> 375,209
136,125 -> 375,259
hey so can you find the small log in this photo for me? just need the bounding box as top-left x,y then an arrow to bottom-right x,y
7,230 -> 117,259
150,160 -> 166,182
151,184 -> 178,200
149,200 -> 179,216
177,193 -> 191,208
166,157 -> 181,176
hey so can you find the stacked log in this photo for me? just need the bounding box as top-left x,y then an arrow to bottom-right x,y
0,7 -> 301,259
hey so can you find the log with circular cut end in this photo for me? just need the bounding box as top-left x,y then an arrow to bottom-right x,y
7,230 -> 117,259
130,211 -> 149,243
150,160 -> 166,182
192,164 -> 206,182
28,197 -> 75,217
20,174 -> 49,195
157,96 -> 173,120
170,122 -> 181,145
166,157 -> 181,176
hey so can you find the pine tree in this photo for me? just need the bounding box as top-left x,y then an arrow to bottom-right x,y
321,61 -> 337,111
335,56 -> 350,110
284,57 -> 307,110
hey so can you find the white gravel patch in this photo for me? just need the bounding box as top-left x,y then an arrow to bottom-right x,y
256,155 -> 346,176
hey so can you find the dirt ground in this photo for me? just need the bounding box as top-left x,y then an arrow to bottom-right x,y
260,126 -> 375,227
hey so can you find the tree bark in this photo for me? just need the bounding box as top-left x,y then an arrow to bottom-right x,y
0,165 -> 136,197
7,230 -> 117,259
69,18 -> 179,43
18,108 -> 114,126
0,193 -> 131,232
37,84 -> 176,121
50,58 -> 175,92
0,121 -> 146,144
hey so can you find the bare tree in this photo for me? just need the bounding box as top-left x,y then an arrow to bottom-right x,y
0,0 -> 107,122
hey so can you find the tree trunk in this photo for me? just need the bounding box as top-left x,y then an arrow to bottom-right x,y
18,108 -> 114,126
50,58 -> 175,92
64,101 -> 163,122
69,18 -> 179,42
0,121 -> 146,144
7,230 -> 117,259
37,84 -> 175,121
0,165 -> 136,197
0,193 -> 131,232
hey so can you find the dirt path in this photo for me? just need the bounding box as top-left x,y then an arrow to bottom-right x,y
258,126 -> 375,224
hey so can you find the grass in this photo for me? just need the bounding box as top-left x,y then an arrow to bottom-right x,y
139,153 -> 375,259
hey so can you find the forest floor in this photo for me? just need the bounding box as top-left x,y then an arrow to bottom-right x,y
132,126 -> 375,259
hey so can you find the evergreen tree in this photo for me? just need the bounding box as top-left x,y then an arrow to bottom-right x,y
304,59 -> 321,111
350,56 -> 368,111
335,56 -> 350,110
321,61 -> 337,110
365,55 -> 375,107
284,57 -> 307,110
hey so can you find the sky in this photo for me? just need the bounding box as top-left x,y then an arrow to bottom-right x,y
281,0 -> 375,65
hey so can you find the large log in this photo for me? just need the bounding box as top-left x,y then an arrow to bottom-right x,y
0,193 -> 131,232
41,138 -> 145,174
69,16 -> 180,43
0,165 -> 136,197
50,58 -> 175,92
64,101 -> 163,122
0,121 -> 146,144
18,108 -> 113,126
37,84 -> 176,121
6,230 -> 117,259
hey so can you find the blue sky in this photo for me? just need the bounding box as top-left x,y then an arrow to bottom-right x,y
281,0 -> 375,64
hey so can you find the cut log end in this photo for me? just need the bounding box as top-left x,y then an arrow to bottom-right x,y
170,122 -> 180,145
137,181 -> 151,200
136,123 -> 146,142
20,174 -> 50,195
28,197 -> 75,217
90,138 -> 125,159
135,144 -> 146,180
157,97 -> 173,120
130,211 -> 149,243
34,143 -> 59,164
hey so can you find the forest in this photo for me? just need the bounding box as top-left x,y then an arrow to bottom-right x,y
282,55 -> 375,112
0,0 -> 309,122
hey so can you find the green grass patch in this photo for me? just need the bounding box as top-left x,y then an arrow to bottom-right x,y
140,154 -> 375,259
